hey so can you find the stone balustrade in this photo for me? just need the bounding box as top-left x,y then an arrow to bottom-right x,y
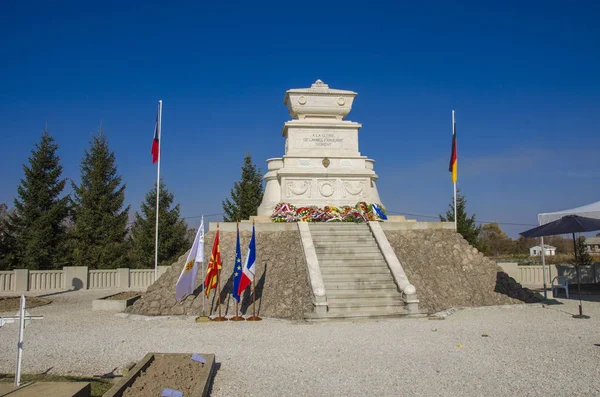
497,262 -> 600,286
0,266 -> 169,293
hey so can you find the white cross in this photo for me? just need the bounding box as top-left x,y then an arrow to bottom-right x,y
0,295 -> 44,386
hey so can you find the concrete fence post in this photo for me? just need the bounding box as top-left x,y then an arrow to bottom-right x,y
118,268 -> 130,288
63,266 -> 89,290
14,269 -> 29,292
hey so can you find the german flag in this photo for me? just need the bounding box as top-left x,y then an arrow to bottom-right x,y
449,114 -> 457,183
203,229 -> 222,298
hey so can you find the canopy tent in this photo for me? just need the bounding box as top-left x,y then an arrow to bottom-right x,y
520,215 -> 600,319
538,200 -> 600,225
522,199 -> 600,319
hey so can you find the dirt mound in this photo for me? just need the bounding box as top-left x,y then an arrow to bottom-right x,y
122,355 -> 207,397
0,296 -> 51,313
384,229 -> 539,313
126,230 -> 313,320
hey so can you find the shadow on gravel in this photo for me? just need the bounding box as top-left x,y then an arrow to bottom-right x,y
495,272 -> 542,303
206,362 -> 221,396
38,289 -> 77,298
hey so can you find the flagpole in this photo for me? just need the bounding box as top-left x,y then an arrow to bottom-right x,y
231,221 -> 245,321
212,222 -> 227,321
154,100 -> 163,282
201,216 -> 206,316
247,220 -> 262,321
452,110 -> 457,231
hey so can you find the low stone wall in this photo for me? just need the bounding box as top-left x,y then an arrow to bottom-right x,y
126,230 -> 313,320
384,229 -> 534,313
0,267 -> 169,293
497,262 -> 600,286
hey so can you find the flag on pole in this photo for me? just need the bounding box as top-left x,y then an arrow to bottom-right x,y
151,113 -> 160,164
175,218 -> 204,301
203,230 -> 222,298
231,225 -> 243,302
237,225 -> 256,296
449,115 -> 457,183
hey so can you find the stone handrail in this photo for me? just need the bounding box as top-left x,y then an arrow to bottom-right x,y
297,222 -> 327,314
368,221 -> 419,313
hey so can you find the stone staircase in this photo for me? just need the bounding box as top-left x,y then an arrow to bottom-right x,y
308,223 -> 407,319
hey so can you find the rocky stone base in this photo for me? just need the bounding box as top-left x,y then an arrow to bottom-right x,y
126,230 -> 313,320
384,229 -> 539,313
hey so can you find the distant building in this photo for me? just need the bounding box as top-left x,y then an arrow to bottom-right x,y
529,245 -> 556,256
584,237 -> 600,254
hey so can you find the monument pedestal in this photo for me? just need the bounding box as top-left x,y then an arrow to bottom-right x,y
257,80 -> 382,216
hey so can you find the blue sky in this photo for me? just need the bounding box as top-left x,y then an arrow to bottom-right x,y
1,1 -> 598,237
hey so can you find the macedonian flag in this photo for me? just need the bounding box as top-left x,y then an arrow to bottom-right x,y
203,229 -> 222,298
449,114 -> 457,183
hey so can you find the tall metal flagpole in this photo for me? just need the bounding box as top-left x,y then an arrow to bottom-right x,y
540,236 -> 548,300
154,100 -> 163,282
452,110 -> 457,230
201,216 -> 206,316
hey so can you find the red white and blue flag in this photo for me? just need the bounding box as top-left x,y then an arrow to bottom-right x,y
231,225 -> 243,302
237,225 -> 256,296
151,113 -> 160,164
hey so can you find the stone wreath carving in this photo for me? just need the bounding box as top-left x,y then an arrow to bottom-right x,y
318,179 -> 336,198
286,180 -> 311,198
342,180 -> 366,198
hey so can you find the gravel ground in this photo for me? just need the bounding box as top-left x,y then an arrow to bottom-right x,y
1,289 -> 599,396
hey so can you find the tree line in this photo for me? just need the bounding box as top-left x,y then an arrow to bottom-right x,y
440,189 -> 595,265
0,129 -> 189,270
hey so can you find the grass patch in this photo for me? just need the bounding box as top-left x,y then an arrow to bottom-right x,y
0,373 -> 114,397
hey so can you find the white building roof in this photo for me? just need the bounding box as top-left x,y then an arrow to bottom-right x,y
530,245 -> 557,250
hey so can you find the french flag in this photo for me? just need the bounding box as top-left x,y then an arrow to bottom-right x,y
237,225 -> 256,296
151,114 -> 160,164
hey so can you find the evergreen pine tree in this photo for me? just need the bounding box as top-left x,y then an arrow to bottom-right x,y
3,131 -> 69,269
440,189 -> 481,248
0,203 -> 8,269
129,181 -> 188,267
571,236 -> 592,266
222,152 -> 264,222
71,132 -> 129,269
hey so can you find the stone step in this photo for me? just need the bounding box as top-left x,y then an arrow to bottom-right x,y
305,307 -> 409,320
315,246 -> 381,254
309,225 -> 369,231
320,266 -> 390,275
310,230 -> 373,237
327,302 -> 405,314
317,253 -> 385,260
328,296 -> 403,307
325,282 -> 398,291
322,273 -> 392,282
326,290 -> 402,299
313,240 -> 377,247
312,236 -> 375,244
318,258 -> 387,266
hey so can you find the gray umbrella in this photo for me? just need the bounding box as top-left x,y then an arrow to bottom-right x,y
520,215 -> 600,318
520,215 -> 600,238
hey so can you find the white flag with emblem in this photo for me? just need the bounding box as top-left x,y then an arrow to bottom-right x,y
175,217 -> 204,301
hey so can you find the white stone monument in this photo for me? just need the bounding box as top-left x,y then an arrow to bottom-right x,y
257,80 -> 383,216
